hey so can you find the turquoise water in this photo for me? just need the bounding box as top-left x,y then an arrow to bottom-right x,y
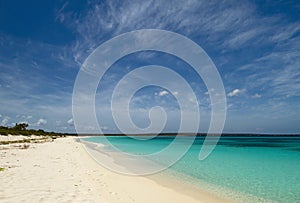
83,136 -> 300,202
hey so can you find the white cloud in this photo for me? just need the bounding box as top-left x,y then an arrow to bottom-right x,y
172,91 -> 179,96
18,121 -> 29,125
158,90 -> 169,96
67,118 -> 74,126
101,126 -> 108,130
1,116 -> 10,126
252,93 -> 262,98
36,118 -> 47,126
227,89 -> 245,97
55,120 -> 62,126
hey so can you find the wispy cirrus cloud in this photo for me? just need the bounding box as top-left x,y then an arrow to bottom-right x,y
55,0 -> 260,64
54,0 -> 300,133
1,0 -> 299,133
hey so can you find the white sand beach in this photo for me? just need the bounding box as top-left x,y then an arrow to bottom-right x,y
0,136 -> 231,203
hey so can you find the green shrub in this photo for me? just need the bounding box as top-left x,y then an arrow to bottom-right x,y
0,123 -> 72,137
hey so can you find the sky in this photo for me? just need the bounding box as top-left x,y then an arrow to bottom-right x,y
0,0 -> 300,134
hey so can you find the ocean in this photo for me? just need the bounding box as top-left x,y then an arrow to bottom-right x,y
82,136 -> 300,202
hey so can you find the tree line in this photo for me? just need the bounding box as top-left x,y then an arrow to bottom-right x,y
0,123 -> 68,136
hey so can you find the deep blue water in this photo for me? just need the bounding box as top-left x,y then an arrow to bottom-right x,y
83,136 -> 300,202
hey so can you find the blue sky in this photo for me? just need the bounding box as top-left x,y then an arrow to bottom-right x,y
0,0 -> 300,133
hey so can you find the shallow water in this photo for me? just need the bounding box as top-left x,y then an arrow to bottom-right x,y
83,136 -> 300,202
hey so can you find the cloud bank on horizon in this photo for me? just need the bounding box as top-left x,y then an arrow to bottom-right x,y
0,0 -> 299,133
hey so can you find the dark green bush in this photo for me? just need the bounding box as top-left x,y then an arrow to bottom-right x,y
0,123 -> 69,137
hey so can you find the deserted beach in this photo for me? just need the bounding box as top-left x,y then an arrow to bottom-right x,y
0,136 -> 229,203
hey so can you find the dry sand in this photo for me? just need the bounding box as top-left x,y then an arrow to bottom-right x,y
0,136 -> 232,203
0,135 -> 46,142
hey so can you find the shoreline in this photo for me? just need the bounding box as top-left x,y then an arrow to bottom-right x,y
153,167 -> 270,203
0,136 -> 232,202
80,137 -> 267,203
148,170 -> 235,203
79,137 -> 234,202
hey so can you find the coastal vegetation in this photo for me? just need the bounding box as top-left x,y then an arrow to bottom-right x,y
0,123 -> 68,137
0,123 -> 75,145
